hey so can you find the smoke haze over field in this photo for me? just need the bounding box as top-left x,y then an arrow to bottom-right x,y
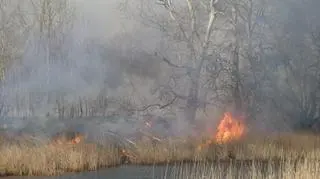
0,0 -> 320,140
1,0 -> 150,115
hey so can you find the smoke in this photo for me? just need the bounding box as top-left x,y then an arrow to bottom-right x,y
0,1 -> 122,136
2,18 -> 101,115
1,0 -> 320,143
0,0 -> 169,141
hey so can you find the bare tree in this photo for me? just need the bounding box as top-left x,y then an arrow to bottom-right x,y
0,0 -> 35,116
223,0 -> 270,119
265,0 -> 320,131
122,0 -> 229,124
29,0 -> 75,65
25,0 -> 76,116
0,0 -> 32,81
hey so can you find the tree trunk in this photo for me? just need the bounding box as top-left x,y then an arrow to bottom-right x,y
184,69 -> 200,123
232,7 -> 242,112
184,53 -> 206,123
232,43 -> 242,111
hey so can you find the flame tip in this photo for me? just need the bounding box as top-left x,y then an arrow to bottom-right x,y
198,111 -> 246,150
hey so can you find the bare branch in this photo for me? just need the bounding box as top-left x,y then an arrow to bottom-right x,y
162,57 -> 188,68
156,0 -> 172,8
154,51 -> 189,69
156,0 -> 190,44
186,0 -> 196,35
131,95 -> 177,112
203,0 -> 219,48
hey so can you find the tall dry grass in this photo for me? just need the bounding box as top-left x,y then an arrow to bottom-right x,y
169,132 -> 320,179
201,132 -> 320,161
0,132 -> 320,177
170,158 -> 320,179
0,135 -> 121,176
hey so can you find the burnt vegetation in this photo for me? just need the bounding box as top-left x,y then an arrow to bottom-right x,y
0,0 -> 320,177
0,0 -> 319,131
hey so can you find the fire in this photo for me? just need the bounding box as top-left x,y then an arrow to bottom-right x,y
215,112 -> 245,144
50,131 -> 84,146
70,135 -> 82,144
197,112 -> 246,150
119,148 -> 137,163
145,121 -> 152,128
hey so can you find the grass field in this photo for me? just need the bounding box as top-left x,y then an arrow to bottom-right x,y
0,132 -> 320,178
174,132 -> 320,179
170,159 -> 320,179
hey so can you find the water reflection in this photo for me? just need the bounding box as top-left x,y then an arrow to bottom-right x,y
3,165 -> 175,179
3,160 -> 280,179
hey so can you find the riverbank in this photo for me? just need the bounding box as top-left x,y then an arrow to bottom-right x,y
1,132 -> 320,177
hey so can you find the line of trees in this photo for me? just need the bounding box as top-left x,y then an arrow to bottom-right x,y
0,0 -> 320,132
121,0 -> 320,132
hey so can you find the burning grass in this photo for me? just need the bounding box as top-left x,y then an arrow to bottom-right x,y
0,132 -> 320,177
0,142 -> 120,176
0,112 -> 320,177
171,158 -> 320,179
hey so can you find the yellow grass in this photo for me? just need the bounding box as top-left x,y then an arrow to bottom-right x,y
0,143 -> 120,176
171,159 -> 320,179
170,132 -> 320,179
0,132 -> 320,178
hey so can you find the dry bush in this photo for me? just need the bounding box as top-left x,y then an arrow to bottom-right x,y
171,159 -> 320,179
0,142 -> 120,176
1,132 -> 320,177
201,132 -> 320,161
131,138 -> 196,164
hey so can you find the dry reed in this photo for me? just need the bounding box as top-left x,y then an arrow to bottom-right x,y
0,132 -> 320,178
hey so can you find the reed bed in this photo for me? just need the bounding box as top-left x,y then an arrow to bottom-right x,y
0,132 -> 320,178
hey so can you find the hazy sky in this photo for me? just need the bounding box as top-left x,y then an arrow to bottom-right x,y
73,0 -> 137,40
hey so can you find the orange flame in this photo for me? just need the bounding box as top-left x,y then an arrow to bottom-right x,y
197,112 -> 246,150
145,121 -> 152,128
119,149 -> 137,160
215,112 -> 245,144
50,132 -> 84,146
70,135 -> 82,144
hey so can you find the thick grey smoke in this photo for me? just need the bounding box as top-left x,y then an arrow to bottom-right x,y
0,0 -> 168,141
1,0 -> 320,142
0,0 -> 128,136
3,21 -> 101,116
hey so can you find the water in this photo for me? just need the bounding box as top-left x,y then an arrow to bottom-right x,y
2,165 -> 178,179
1,160 -> 280,179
